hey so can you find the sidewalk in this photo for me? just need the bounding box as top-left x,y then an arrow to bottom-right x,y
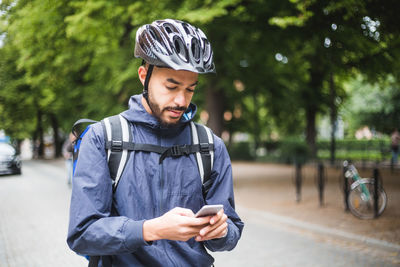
10,159 -> 398,266
45,158 -> 400,246
231,161 -> 400,247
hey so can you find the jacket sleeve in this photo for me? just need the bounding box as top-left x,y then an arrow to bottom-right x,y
203,135 -> 244,252
66,123 -> 151,255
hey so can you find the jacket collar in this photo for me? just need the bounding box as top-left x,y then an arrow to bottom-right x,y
120,94 -> 197,134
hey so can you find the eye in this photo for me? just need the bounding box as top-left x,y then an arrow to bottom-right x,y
166,86 -> 177,90
186,88 -> 195,93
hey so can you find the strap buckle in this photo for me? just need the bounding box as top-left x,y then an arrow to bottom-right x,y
199,143 -> 209,154
171,145 -> 189,156
111,140 -> 123,152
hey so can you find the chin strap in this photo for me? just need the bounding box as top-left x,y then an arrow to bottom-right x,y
143,64 -> 154,110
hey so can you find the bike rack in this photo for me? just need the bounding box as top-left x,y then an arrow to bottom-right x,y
295,162 -> 302,202
317,162 -> 325,207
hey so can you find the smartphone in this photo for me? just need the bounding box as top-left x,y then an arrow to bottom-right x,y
195,204 -> 223,217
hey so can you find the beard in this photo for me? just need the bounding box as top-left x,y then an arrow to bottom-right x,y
147,90 -> 187,128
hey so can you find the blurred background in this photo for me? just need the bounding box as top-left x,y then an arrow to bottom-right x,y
0,0 -> 399,162
0,0 -> 399,266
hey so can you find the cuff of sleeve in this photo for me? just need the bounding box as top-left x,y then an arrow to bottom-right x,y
205,234 -> 228,249
123,219 -> 153,251
204,219 -> 235,251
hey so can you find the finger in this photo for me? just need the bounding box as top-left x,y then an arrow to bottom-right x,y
204,221 -> 228,239
208,213 -> 227,230
199,214 -> 227,236
196,222 -> 228,241
210,209 -> 224,225
186,216 -> 212,226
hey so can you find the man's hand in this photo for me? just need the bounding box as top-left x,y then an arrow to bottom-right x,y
195,209 -> 228,242
143,207 -> 210,242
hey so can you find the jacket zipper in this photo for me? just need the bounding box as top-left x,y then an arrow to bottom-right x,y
157,135 -> 176,266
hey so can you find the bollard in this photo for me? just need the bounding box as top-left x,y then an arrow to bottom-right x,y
295,162 -> 302,202
391,158 -> 394,174
317,163 -> 325,207
373,168 -> 379,218
343,162 -> 349,211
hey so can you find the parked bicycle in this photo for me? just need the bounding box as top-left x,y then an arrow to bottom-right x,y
343,161 -> 387,219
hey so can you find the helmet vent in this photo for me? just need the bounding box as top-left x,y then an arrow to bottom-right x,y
149,28 -> 157,40
182,23 -> 191,35
164,26 -> 172,34
191,39 -> 200,62
173,36 -> 188,62
148,26 -> 161,45
203,39 -> 211,62
162,23 -> 176,34
174,39 -> 181,53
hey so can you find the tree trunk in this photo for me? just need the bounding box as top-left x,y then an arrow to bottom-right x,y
36,109 -> 44,158
15,139 -> 22,155
206,85 -> 224,137
305,107 -> 317,158
305,68 -> 324,159
50,114 -> 62,158
329,72 -> 337,166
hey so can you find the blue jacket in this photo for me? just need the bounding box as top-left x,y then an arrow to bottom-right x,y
67,95 -> 244,266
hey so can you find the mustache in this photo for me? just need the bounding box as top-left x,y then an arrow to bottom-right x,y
163,106 -> 187,112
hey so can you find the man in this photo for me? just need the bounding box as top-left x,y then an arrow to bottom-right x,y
391,128 -> 400,165
67,19 -> 244,266
62,132 -> 75,185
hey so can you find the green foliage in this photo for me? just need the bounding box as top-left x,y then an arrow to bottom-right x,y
179,0 -> 241,23
341,75 -> 400,135
278,137 -> 311,164
230,137 -> 390,163
317,138 -> 390,161
317,138 -> 390,151
227,142 -> 255,161
269,0 -> 315,28
0,0 -> 247,141
0,46 -> 36,140
0,0 -> 399,161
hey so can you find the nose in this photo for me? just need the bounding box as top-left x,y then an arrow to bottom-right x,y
174,90 -> 187,107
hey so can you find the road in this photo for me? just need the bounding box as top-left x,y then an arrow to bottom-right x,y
0,160 -> 398,267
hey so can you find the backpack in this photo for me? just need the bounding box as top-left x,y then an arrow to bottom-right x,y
72,114 -> 215,197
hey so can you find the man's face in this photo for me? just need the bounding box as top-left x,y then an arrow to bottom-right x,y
139,66 -> 198,127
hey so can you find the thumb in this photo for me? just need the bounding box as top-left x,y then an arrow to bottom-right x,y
171,207 -> 195,217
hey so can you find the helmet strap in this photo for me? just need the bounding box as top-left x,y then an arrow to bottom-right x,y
143,64 -> 154,112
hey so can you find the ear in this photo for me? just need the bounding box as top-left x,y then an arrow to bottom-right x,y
138,66 -> 147,86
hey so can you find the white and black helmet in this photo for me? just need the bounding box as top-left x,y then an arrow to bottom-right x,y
134,19 -> 215,74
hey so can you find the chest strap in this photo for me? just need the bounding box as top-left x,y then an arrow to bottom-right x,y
105,141 -> 214,164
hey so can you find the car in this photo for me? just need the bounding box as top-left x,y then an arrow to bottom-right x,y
0,143 -> 21,175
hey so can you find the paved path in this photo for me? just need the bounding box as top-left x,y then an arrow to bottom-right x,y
212,207 -> 400,266
0,160 -> 87,267
0,160 -> 399,266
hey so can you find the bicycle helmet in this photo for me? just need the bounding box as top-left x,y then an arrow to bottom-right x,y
135,19 -> 215,110
134,19 -> 215,74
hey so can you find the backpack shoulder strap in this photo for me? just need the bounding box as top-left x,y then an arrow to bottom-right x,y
72,118 -> 99,175
101,115 -> 132,190
72,119 -> 98,136
190,121 -> 214,198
